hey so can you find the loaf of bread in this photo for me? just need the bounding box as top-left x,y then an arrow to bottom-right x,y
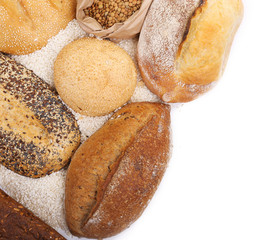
54,37 -> 137,116
65,102 -> 171,238
0,53 -> 81,178
0,0 -> 76,55
0,188 -> 66,239
137,0 -> 243,103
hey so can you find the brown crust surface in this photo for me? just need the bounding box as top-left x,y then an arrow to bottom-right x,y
0,53 -> 81,178
65,102 -> 171,238
0,188 -> 66,239
137,0 -> 243,103
0,0 -> 76,55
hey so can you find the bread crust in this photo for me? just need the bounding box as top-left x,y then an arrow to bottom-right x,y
137,0 -> 243,103
0,0 -> 76,55
0,53 -> 81,178
54,37 -> 137,116
0,188 -> 66,239
65,102 -> 171,238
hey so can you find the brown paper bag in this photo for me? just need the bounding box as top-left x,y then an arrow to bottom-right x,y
76,0 -> 153,39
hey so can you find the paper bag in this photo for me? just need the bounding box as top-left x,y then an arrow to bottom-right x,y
76,0 -> 153,39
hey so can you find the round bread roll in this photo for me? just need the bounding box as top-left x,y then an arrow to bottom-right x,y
0,0 -> 76,55
54,37 -> 137,116
137,0 -> 244,103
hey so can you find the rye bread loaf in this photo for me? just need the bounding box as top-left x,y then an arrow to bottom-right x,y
0,53 -> 81,178
0,188 -> 66,239
65,102 -> 171,238
137,0 -> 243,102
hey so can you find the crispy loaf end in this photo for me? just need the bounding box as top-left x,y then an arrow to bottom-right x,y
65,102 -> 171,238
0,53 -> 81,178
0,188 -> 66,239
174,0 -> 244,92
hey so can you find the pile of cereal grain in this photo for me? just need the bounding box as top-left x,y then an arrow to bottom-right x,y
0,19 -> 158,238
84,0 -> 143,28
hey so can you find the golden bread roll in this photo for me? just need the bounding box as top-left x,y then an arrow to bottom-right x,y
54,37 -> 137,116
0,0 -> 76,55
0,53 -> 81,178
0,189 -> 66,239
137,0 -> 244,102
65,102 -> 171,238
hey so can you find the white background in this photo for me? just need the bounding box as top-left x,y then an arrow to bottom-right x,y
106,0 -> 254,239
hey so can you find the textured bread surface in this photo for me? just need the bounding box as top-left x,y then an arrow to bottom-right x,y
0,0 -> 76,55
65,102 -> 171,238
137,0 -> 243,103
0,188 -> 66,239
54,37 -> 137,116
0,53 -> 81,178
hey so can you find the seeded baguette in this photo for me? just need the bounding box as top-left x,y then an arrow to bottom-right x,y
0,53 -> 81,178
0,188 -> 66,239
65,102 -> 171,238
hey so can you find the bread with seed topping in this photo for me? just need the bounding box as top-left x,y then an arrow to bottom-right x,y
65,102 -> 171,238
0,0 -> 76,55
0,53 -> 81,178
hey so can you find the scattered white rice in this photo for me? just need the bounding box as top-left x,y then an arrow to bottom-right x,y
0,19 -> 163,238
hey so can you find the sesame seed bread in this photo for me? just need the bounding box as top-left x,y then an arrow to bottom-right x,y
54,37 -> 137,116
65,102 -> 171,238
0,53 -> 81,178
0,0 -> 76,55
137,0 -> 244,103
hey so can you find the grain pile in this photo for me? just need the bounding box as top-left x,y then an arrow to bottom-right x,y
0,19 -> 159,238
84,0 -> 143,28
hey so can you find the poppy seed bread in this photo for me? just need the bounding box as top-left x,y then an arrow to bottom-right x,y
0,53 -> 81,178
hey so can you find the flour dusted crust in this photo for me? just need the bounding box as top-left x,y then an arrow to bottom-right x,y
0,53 -> 81,178
54,37 -> 137,116
65,102 -> 171,238
137,0 -> 244,103
0,0 -> 76,55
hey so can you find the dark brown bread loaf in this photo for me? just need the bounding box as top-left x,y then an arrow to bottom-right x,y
0,188 -> 66,240
0,53 -> 81,178
65,102 -> 171,238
